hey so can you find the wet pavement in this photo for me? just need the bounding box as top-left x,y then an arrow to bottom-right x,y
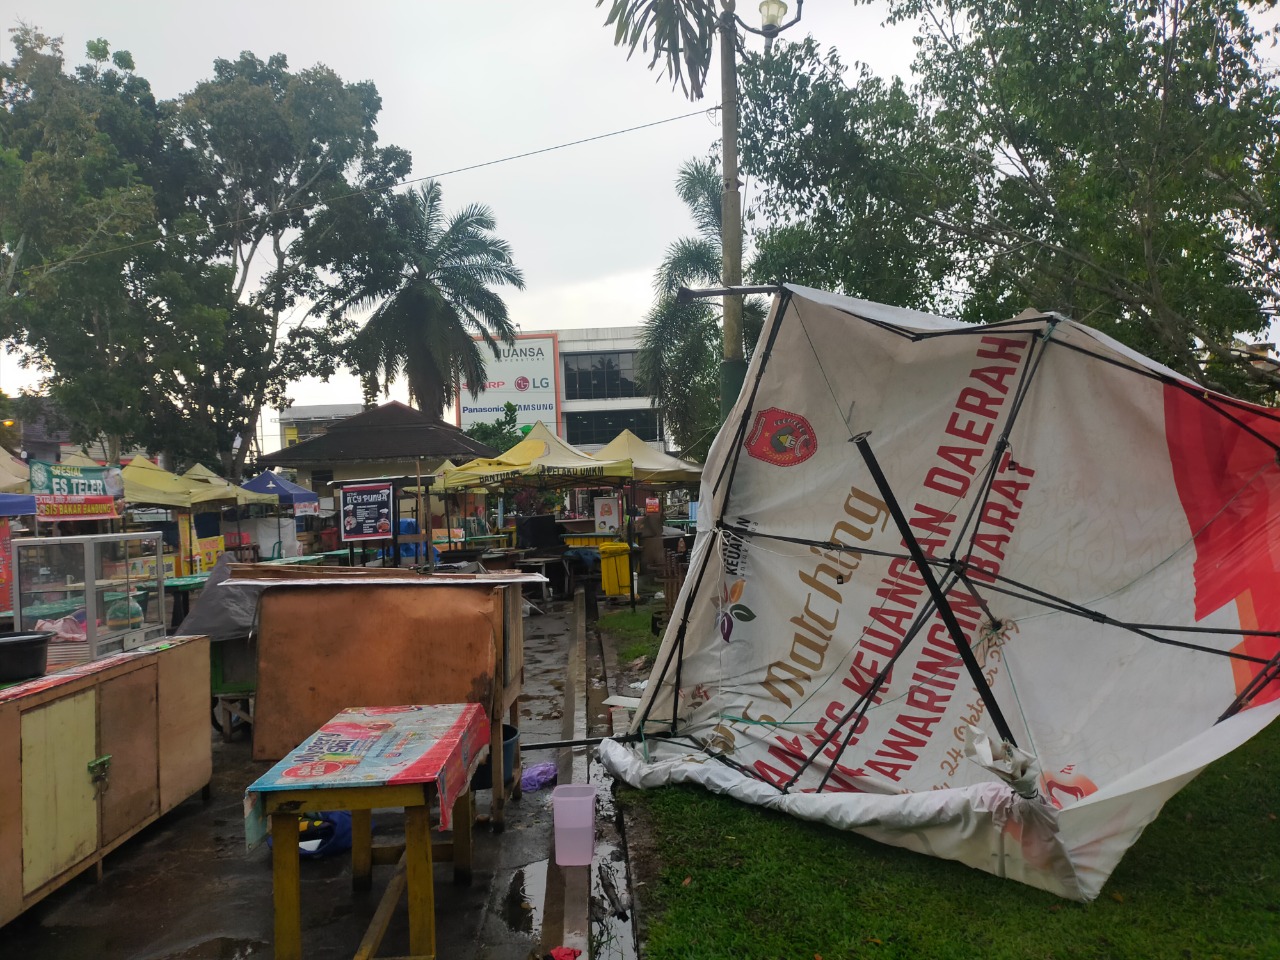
0,599 -> 593,960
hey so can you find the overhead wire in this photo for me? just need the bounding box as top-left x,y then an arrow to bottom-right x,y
26,106 -> 722,275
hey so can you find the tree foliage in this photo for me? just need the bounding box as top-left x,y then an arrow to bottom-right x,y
0,31 -> 422,473
739,2 -> 1280,399
597,0 -> 722,99
322,180 -> 524,421
638,158 -> 766,459
464,402 -> 523,454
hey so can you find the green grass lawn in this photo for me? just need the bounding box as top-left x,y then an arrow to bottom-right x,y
617,719 -> 1280,960
599,601 -> 663,664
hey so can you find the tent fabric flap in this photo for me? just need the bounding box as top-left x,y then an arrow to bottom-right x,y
600,283 -> 1280,901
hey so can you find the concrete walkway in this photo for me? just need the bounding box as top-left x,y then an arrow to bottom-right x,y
0,598 -> 591,960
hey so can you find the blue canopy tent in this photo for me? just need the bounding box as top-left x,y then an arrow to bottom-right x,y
0,493 -> 36,517
242,471 -> 319,507
242,472 -> 321,559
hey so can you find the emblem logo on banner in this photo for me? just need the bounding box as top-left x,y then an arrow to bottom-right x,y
744,407 -> 817,467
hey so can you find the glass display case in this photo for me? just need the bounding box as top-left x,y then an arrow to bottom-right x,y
11,532 -> 167,662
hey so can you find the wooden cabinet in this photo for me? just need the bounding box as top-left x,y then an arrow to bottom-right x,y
232,568 -> 534,828
0,636 -> 211,927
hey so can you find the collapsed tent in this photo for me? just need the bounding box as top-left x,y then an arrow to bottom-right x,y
600,284 -> 1280,901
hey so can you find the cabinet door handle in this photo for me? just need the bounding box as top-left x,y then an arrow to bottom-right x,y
88,754 -> 113,795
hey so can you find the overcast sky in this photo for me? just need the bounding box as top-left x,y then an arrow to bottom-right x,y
1,2 -> 919,442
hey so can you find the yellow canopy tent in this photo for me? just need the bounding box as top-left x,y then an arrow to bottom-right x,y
182,464 -> 277,507
0,452 -> 28,493
59,451 -> 104,468
591,430 -> 702,484
121,456 -> 194,509
443,421 -> 632,489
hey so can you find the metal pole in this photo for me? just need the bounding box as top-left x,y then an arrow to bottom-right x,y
851,433 -> 1019,747
719,0 -> 746,418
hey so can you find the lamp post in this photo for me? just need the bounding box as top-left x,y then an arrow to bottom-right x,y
718,0 -> 803,419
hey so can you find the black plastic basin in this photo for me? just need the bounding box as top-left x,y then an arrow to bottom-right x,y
0,631 -> 54,683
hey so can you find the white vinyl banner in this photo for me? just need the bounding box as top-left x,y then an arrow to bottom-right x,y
457,334 -> 559,432
601,285 -> 1280,900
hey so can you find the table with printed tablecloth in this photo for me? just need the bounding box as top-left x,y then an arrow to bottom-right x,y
244,702 -> 489,960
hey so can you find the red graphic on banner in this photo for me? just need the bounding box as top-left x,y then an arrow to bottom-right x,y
1165,386 -> 1280,708
744,407 -> 817,467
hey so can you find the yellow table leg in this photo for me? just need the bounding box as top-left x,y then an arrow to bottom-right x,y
351,808 -> 373,891
404,804 -> 436,958
270,813 -> 302,960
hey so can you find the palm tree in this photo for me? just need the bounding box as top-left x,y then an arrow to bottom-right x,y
597,0 -> 721,99
638,158 -> 766,459
345,181 -> 525,419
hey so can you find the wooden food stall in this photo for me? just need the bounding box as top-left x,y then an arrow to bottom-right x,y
0,636 -> 212,926
229,566 -> 541,830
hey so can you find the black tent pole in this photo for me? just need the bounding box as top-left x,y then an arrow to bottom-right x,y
852,432 -> 1019,748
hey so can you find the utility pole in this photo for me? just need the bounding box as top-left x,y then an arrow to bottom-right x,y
719,0 -> 746,420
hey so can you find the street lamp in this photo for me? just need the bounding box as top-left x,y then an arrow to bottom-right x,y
717,0 -> 803,419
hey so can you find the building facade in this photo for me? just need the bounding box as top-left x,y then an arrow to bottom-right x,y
277,403 -> 366,450
455,327 -> 661,452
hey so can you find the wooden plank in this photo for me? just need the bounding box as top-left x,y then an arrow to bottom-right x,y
253,585 -> 499,760
0,702 -> 23,926
21,690 -> 99,895
270,813 -> 302,960
157,636 -> 212,813
262,783 -> 427,815
353,853 -> 407,960
98,664 -> 159,845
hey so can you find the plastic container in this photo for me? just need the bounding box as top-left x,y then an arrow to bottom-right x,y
562,534 -> 613,548
471,723 -> 520,790
0,631 -> 54,683
599,541 -> 632,596
552,784 -> 597,866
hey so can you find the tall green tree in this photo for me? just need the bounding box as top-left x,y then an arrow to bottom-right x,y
175,51 -> 412,475
329,180 -> 525,420
0,28 -> 215,463
739,2 -> 1280,399
638,158 -> 765,459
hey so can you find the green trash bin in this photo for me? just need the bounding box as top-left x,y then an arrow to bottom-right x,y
599,541 -> 633,597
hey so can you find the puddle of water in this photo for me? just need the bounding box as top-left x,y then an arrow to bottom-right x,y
588,763 -> 639,960
498,860 -> 548,934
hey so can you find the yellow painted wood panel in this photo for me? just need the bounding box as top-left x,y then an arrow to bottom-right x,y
99,665 -> 159,845
0,702 -> 23,925
157,636 -> 212,812
21,690 -> 99,895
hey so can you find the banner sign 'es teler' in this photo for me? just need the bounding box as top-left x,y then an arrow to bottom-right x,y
28,460 -> 124,521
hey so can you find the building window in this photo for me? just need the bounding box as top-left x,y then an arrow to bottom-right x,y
565,409 -> 660,447
562,352 -> 639,401
310,469 -> 334,492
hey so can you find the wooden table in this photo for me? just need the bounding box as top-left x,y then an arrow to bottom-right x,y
244,702 -> 489,960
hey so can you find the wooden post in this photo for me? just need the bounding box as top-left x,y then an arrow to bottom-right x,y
350,808 -> 372,891
404,803 -> 436,957
270,813 -> 302,960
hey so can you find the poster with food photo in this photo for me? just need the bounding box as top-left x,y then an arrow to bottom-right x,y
338,483 -> 394,542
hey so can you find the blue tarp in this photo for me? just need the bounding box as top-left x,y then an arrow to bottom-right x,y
242,471 -> 319,506
0,492 -> 36,516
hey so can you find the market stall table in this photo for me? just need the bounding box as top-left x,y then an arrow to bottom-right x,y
157,574 -> 210,631
243,702 -> 488,960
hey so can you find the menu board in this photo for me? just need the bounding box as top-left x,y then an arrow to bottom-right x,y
338,483 -> 394,541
